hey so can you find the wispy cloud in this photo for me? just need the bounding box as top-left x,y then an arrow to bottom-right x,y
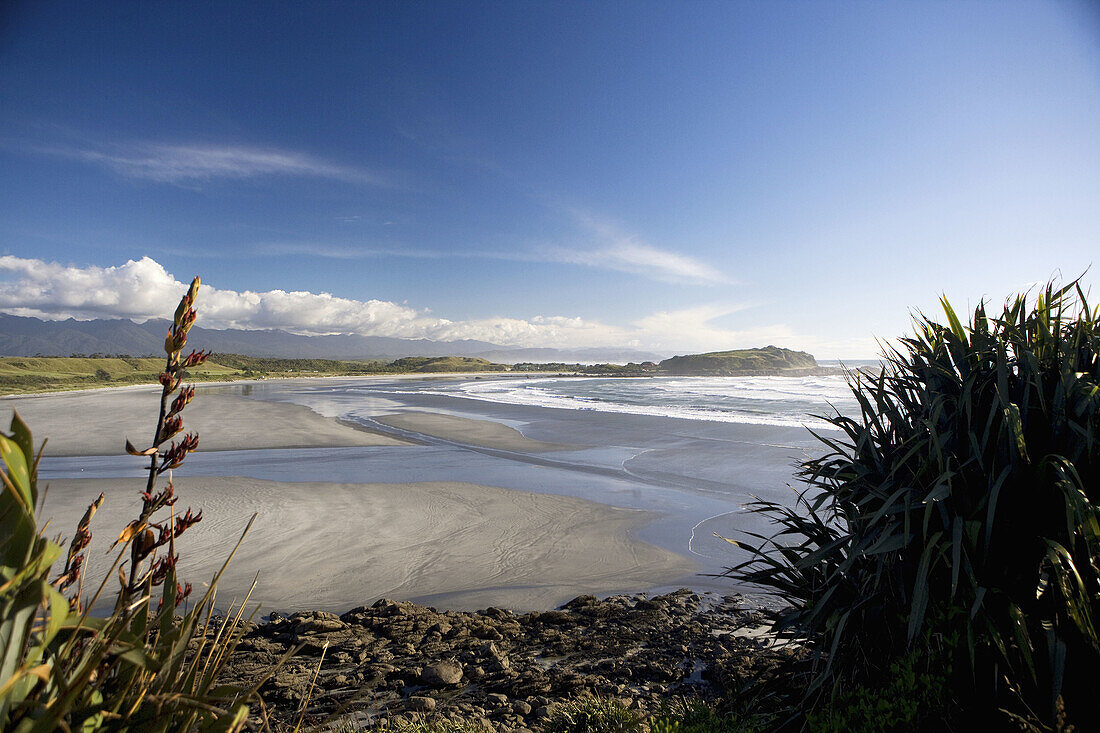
258,229 -> 730,286
44,142 -> 390,185
550,211 -> 730,286
0,255 -> 788,352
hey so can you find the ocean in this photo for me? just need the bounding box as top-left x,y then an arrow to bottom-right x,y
380,372 -> 863,429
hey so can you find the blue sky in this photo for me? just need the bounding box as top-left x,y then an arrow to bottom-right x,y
1,1 -> 1098,357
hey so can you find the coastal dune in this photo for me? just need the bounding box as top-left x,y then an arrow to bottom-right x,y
41,476 -> 695,611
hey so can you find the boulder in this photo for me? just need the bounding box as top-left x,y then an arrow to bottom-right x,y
422,661 -> 463,686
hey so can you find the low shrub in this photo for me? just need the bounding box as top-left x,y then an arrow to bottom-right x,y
726,281 -> 1100,727
650,698 -> 762,733
538,697 -> 643,733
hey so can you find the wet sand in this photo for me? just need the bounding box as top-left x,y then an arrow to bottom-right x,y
2,386 -> 409,456
41,476 -> 696,612
372,411 -> 573,452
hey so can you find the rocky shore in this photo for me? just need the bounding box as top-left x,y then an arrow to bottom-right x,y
220,589 -> 803,730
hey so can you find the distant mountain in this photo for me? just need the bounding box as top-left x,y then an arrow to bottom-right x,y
0,314 -> 663,364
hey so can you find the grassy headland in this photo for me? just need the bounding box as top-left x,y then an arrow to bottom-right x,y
659,345 -> 817,376
0,346 -> 826,394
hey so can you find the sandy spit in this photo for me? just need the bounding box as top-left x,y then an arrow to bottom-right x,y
41,476 -> 697,612
372,411 -> 573,452
1,386 -> 409,456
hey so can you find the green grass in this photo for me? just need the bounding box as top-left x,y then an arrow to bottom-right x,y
0,356 -> 240,393
0,354 -> 513,394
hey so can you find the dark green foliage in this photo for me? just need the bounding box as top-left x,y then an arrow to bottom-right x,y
727,282 -> 1100,726
538,697 -> 644,733
660,346 -> 817,376
804,616 -> 959,732
650,699 -> 763,733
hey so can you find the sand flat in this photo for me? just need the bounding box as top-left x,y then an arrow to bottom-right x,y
373,411 -> 572,452
1,386 -> 409,456
41,476 -> 696,612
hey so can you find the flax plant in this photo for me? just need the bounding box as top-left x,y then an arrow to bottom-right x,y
725,281 -> 1100,726
1,277 -> 285,732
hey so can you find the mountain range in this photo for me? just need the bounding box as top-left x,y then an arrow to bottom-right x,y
0,314 -> 663,365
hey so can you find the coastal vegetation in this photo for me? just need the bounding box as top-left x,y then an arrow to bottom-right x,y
0,279 -> 272,731
0,354 -> 509,394
0,355 -> 239,393
659,347 -> 817,377
727,281 -> 1100,728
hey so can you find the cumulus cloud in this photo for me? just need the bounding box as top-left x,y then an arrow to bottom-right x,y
0,256 -> 789,352
50,143 -> 388,185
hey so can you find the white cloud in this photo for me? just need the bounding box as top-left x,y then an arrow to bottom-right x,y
550,212 -> 730,285
0,256 -> 796,353
51,143 -> 388,185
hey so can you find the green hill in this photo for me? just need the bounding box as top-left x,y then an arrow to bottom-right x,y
0,354 -> 509,394
0,356 -> 239,392
659,345 -> 818,376
387,356 -> 504,373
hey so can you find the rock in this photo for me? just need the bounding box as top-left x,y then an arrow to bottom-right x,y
480,640 -> 512,671
563,595 -> 597,610
422,661 -> 463,686
217,589 -> 804,727
292,611 -> 345,634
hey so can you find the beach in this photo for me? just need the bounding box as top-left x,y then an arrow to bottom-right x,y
43,476 -> 691,611
7,374 -> 833,611
4,385 -> 409,455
